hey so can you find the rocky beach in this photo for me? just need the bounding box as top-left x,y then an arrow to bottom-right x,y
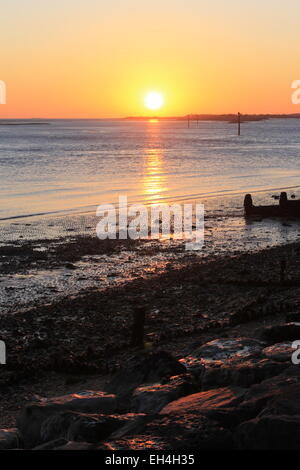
1,225 -> 300,450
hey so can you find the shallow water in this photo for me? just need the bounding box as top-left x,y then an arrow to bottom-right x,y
2,118 -> 300,314
1,118 -> 300,221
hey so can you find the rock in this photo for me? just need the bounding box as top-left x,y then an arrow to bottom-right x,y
102,414 -> 234,450
0,428 -> 21,449
201,359 -> 287,389
17,390 -> 117,448
286,312 -> 300,322
181,338 -> 264,372
131,375 -> 196,414
262,323 -> 300,342
262,342 -> 295,362
54,441 -> 96,450
236,415 -> 300,450
37,411 -> 146,446
33,438 -> 68,450
106,351 -> 186,397
67,413 -> 145,443
237,366 -> 300,421
109,414 -> 157,440
160,386 -> 246,428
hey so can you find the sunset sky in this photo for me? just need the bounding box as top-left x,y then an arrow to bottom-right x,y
1,0 -> 300,118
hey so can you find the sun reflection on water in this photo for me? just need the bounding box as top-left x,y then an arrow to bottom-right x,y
142,124 -> 168,204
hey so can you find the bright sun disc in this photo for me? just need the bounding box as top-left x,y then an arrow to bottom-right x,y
144,92 -> 164,110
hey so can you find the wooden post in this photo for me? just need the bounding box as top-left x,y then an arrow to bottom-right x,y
187,114 -> 190,128
244,194 -> 253,216
238,112 -> 241,136
280,258 -> 287,283
130,306 -> 146,348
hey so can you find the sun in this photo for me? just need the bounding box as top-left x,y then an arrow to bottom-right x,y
144,91 -> 164,111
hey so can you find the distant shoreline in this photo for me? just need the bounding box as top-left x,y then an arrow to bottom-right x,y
1,114 -> 300,122
0,121 -> 49,126
124,113 -> 300,122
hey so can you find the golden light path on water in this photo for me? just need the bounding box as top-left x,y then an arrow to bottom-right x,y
142,120 -> 168,204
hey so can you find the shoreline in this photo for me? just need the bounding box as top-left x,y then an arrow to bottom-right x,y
1,237 -> 300,432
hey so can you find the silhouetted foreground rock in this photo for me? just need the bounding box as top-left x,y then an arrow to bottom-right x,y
132,374 -> 196,413
5,343 -> 300,450
0,428 -> 20,450
236,415 -> 300,450
17,391 -> 117,448
105,351 -> 187,397
100,414 -> 234,450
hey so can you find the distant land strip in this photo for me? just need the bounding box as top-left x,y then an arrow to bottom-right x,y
124,114 -> 300,122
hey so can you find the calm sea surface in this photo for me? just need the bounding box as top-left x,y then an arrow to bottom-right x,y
1,118 -> 300,221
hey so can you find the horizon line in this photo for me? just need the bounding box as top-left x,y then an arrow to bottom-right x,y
1,113 -> 300,121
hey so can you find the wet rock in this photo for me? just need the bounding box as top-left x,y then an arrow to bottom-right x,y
0,428 -> 21,450
186,337 -> 264,365
262,342 -> 295,362
106,351 -> 186,397
262,323 -> 300,342
131,374 -> 196,414
160,386 -> 246,428
180,337 -> 266,384
102,414 -> 234,450
17,390 -> 117,448
201,359 -> 288,389
67,413 -> 145,443
236,415 -> 300,450
109,414 -> 157,440
237,366 -> 300,421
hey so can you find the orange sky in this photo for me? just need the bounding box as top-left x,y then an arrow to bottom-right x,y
1,0 -> 300,118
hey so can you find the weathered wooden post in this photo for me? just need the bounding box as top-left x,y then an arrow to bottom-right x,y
279,192 -> 288,208
130,305 -> 146,348
244,194 -> 253,216
280,258 -> 287,283
238,112 -> 241,136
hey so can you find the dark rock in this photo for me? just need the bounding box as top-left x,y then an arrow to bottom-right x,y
54,441 -> 96,450
103,414 -> 234,450
132,374 -> 196,413
183,337 -> 264,367
67,413 -> 145,443
0,428 -> 21,450
33,438 -> 68,450
17,390 -> 117,448
236,415 -> 300,450
160,386 -> 246,428
65,263 -> 77,270
262,323 -> 300,342
36,410 -> 146,446
201,359 -> 288,389
237,366 -> 300,421
286,312 -> 300,322
106,351 -> 186,397
262,342 -> 295,362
